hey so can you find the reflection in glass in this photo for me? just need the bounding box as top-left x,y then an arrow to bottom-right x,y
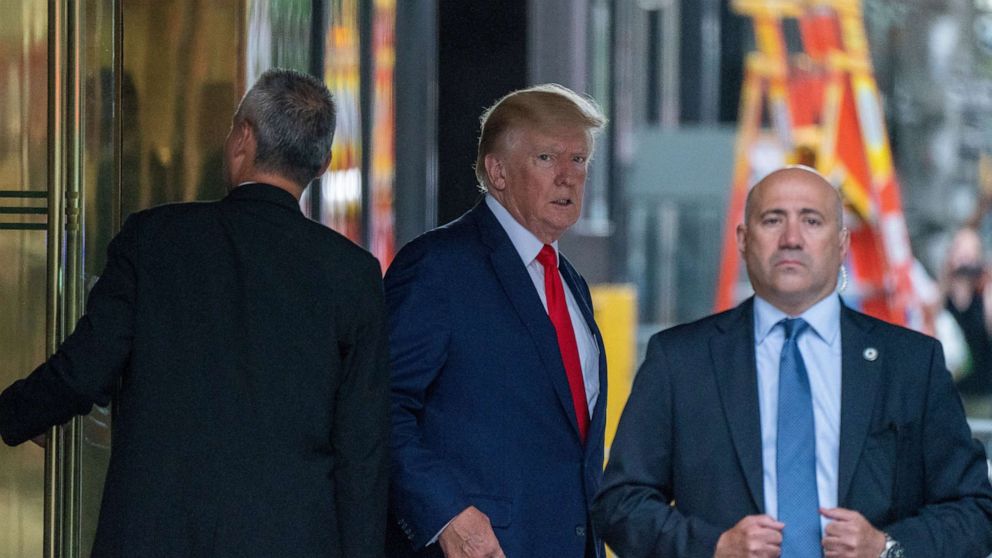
369,0 -> 397,267
247,0 -> 313,84
121,0 -> 243,215
0,2 -> 48,557
77,2 -> 118,554
322,0 -> 364,242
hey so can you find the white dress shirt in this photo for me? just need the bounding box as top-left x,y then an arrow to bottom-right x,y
753,294 -> 842,532
486,195 -> 600,413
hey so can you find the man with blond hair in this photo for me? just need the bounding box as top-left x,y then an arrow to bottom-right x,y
386,84 -> 608,558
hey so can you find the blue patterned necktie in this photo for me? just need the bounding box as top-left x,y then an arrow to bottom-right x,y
777,318 -> 822,557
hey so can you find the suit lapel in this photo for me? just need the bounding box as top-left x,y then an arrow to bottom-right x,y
837,304 -> 880,506
559,257 -> 598,339
710,299 -> 765,512
559,257 -> 608,451
473,203 -> 584,441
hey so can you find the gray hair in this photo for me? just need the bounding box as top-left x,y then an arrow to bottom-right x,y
234,68 -> 336,187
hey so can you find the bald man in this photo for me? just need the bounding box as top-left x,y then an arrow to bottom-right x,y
592,167 -> 992,558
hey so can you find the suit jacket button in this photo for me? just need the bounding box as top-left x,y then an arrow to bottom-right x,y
575,525 -> 586,537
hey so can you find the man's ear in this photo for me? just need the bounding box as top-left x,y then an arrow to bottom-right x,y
484,153 -> 505,191
224,120 -> 256,184
316,151 -> 332,178
839,226 -> 851,258
736,223 -> 747,255
230,120 -> 255,160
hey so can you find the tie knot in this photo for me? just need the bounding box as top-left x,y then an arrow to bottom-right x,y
537,244 -> 558,271
781,318 -> 809,341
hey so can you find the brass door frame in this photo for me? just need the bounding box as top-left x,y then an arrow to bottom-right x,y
46,1 -> 122,556
46,1 -> 69,552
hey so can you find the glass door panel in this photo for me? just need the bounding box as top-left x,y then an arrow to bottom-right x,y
0,2 -> 49,556
121,0 -> 244,216
75,2 -> 119,555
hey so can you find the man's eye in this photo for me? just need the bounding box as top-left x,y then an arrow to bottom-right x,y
806,218 -> 822,226
573,155 -> 587,164
537,154 -> 552,162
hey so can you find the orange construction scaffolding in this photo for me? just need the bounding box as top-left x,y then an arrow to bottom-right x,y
716,0 -> 931,332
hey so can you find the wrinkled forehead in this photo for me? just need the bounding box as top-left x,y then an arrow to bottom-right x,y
503,123 -> 593,152
747,169 -> 842,222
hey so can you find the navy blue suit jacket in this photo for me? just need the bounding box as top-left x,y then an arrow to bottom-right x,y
385,201 -> 608,557
592,297 -> 992,557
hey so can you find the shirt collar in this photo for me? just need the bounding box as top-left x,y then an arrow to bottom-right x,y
486,194 -> 558,266
226,182 -> 301,211
753,293 -> 841,346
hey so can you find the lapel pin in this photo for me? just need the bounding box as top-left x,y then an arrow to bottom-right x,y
863,347 -> 878,361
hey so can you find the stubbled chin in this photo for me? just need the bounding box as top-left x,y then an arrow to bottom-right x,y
550,201 -> 581,215
549,206 -> 578,219
773,265 -> 809,277
542,213 -> 579,236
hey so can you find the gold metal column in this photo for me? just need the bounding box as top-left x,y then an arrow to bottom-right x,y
45,1 -> 69,556
5,0 -> 246,555
44,0 -> 122,558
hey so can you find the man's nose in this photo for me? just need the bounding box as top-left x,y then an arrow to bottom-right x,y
779,219 -> 803,248
556,163 -> 580,186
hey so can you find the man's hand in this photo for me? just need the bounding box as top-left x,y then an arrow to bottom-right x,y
438,506 -> 506,558
714,514 -> 784,558
820,507 -> 886,558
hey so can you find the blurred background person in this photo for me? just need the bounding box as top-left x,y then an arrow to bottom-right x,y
942,227 -> 992,409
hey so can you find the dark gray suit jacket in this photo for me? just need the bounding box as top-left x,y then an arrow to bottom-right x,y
592,297 -> 992,557
0,184 -> 390,557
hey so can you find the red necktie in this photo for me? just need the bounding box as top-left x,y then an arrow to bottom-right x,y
537,244 -> 589,443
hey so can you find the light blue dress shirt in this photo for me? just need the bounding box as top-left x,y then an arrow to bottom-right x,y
486,195 -> 600,412
753,294 -> 842,532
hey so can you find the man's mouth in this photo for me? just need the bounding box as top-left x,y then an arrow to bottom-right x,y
551,199 -> 573,206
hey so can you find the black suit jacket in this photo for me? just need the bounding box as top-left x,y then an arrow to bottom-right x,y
592,297 -> 992,558
0,184 -> 390,557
